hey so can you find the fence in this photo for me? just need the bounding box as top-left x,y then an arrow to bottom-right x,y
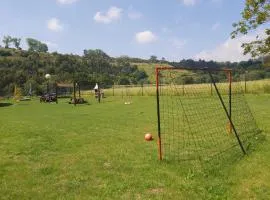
93,79 -> 270,97
1,78 -> 269,99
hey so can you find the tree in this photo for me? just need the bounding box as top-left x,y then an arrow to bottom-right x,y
26,38 -> 48,52
12,38 -> 21,49
149,55 -> 157,62
83,49 -> 110,60
231,0 -> 270,57
161,57 -> 166,63
2,35 -> 13,48
39,43 -> 48,52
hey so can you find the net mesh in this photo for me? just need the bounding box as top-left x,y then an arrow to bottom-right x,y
123,85 -> 133,104
157,68 -> 260,162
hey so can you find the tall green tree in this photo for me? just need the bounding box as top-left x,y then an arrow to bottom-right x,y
2,35 -> 13,48
149,55 -> 157,62
12,38 -> 21,49
231,0 -> 270,57
26,38 -> 48,52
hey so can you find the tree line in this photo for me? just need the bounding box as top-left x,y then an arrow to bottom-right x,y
0,36 -> 148,96
0,35 -> 269,96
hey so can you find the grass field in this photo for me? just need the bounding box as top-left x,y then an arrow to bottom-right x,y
100,79 -> 270,97
0,94 -> 270,199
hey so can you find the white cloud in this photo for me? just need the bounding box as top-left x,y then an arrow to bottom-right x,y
94,7 -> 122,24
135,31 -> 157,44
194,30 -> 266,62
170,38 -> 187,49
211,22 -> 220,31
179,0 -> 198,6
57,0 -> 79,4
47,18 -> 63,32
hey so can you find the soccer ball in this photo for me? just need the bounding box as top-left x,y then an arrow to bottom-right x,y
144,133 -> 153,141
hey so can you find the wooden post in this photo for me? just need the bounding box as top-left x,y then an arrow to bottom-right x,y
73,81 -> 76,106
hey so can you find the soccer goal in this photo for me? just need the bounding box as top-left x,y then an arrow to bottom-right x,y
155,66 -> 260,162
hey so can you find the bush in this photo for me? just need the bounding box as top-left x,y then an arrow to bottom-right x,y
0,49 -> 12,56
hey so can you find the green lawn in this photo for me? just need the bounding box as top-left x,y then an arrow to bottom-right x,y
0,95 -> 269,199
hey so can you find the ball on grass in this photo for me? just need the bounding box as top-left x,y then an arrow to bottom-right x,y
144,133 -> 153,141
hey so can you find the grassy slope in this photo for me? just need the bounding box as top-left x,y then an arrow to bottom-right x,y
135,63 -> 173,83
0,95 -> 269,199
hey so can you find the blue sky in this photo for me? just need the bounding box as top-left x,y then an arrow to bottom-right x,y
0,0 -> 262,61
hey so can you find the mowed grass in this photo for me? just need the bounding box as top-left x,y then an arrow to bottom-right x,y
0,95 -> 270,199
101,79 -> 270,97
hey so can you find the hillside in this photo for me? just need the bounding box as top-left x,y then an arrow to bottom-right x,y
135,63 -> 173,83
0,47 -> 269,96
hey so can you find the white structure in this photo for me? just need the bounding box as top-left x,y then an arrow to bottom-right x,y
94,83 -> 99,90
45,74 -> 51,80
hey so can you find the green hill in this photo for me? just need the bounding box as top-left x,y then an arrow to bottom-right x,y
135,63 -> 173,83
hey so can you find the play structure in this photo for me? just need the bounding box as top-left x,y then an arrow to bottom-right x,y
40,74 -> 58,103
60,82 -> 87,105
13,84 -> 32,102
40,93 -> 58,103
94,83 -> 104,103
39,81 -> 87,105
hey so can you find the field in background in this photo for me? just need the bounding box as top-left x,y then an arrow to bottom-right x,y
0,94 -> 270,199
79,79 -> 270,97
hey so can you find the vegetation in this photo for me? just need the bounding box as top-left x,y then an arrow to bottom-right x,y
231,0 -> 270,57
101,79 -> 270,96
0,35 -> 269,97
0,46 -> 148,96
2,36 -> 21,49
0,95 -> 269,199
0,1 -> 269,199
26,38 -> 48,53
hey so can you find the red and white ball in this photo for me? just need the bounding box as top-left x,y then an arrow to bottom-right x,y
144,133 -> 153,141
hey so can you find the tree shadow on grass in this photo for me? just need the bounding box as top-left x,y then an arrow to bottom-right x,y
0,103 -> 13,107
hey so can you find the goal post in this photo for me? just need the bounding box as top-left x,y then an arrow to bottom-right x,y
155,66 -> 260,162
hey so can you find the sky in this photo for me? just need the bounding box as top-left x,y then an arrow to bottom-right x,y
0,0 -> 265,62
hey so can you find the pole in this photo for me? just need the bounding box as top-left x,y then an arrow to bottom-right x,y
47,81 -> 49,94
228,71 -> 232,134
73,81 -> 76,106
141,83 -> 144,96
244,72 -> 247,93
112,83 -> 114,96
55,82 -> 58,104
182,82 -> 185,96
98,89 -> 101,103
156,67 -> 162,160
208,71 -> 246,155
78,83 -> 81,98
